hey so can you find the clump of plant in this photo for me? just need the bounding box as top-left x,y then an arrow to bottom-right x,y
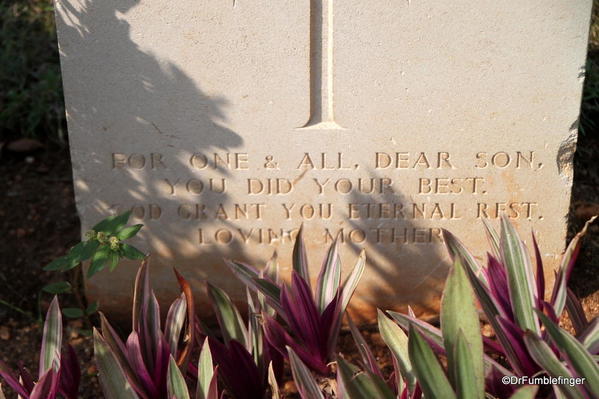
94,257 -> 285,399
385,215 -> 598,398
0,297 -> 80,398
206,253 -> 283,399
288,256 -> 539,399
225,227 -> 366,376
93,260 -> 196,398
43,211 -> 145,322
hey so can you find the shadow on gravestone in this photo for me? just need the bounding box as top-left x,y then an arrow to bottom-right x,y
54,0 -> 259,313
344,169 -> 447,319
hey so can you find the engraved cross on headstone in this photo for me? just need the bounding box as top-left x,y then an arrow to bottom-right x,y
300,0 -> 343,130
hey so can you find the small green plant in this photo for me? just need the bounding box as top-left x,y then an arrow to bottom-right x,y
0,0 -> 65,141
42,211 -> 145,322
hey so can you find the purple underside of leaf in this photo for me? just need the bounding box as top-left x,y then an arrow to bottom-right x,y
495,316 -> 538,376
0,360 -> 29,398
126,332 -> 159,399
209,337 -> 264,399
59,344 -> 81,399
263,315 -> 329,375
485,365 -> 515,398
566,288 -> 588,335
320,291 -> 342,360
532,233 -> 545,309
483,336 -> 505,355
154,335 -> 170,398
281,273 -> 323,355
263,334 -> 285,381
485,254 -> 513,319
99,314 -> 154,398
140,292 -> 161,372
19,366 -> 35,393
29,368 -> 59,399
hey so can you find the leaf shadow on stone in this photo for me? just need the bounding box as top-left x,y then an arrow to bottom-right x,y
55,0 -> 255,318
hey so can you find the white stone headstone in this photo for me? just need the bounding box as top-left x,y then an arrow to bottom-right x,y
54,0 -> 592,320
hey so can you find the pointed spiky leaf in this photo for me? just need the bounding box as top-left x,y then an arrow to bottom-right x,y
165,295 -> 187,358
537,311 -> 599,397
207,283 -> 247,345
340,250 -> 366,311
196,339 -> 214,399
408,326 -> 456,399
481,218 -> 501,259
453,330 -> 480,399
315,239 -> 341,312
377,310 -> 415,393
441,259 -> 484,397
551,216 -> 596,316
347,315 -> 383,378
287,347 -> 324,399
40,296 -> 62,377
523,331 -> 586,399
268,362 -> 280,399
167,356 -> 190,399
292,226 -> 310,285
93,329 -> 139,399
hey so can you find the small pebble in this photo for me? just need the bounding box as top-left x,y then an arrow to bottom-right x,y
0,326 -> 10,340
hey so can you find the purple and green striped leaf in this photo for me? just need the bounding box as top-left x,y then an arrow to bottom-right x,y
93,329 -> 140,399
166,355 -> 190,399
336,357 -> 395,399
347,315 -> 383,379
29,368 -> 59,399
208,283 -> 247,346
287,347 -> 324,399
196,339 -> 215,399
408,326 -> 456,399
452,330 -> 480,399
40,296 -> 62,377
499,215 -> 540,334
377,310 -> 415,393
340,250 -> 366,311
441,258 -> 484,397
481,218 -> 501,260
580,318 -> 599,354
315,238 -> 341,312
165,295 -> 187,358
292,226 -> 310,285
551,216 -> 596,317
537,311 -> 599,397
523,331 -> 586,399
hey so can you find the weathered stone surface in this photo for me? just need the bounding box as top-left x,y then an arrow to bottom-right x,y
54,0 -> 592,321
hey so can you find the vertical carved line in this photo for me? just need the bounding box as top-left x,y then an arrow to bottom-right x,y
300,0 -> 342,130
